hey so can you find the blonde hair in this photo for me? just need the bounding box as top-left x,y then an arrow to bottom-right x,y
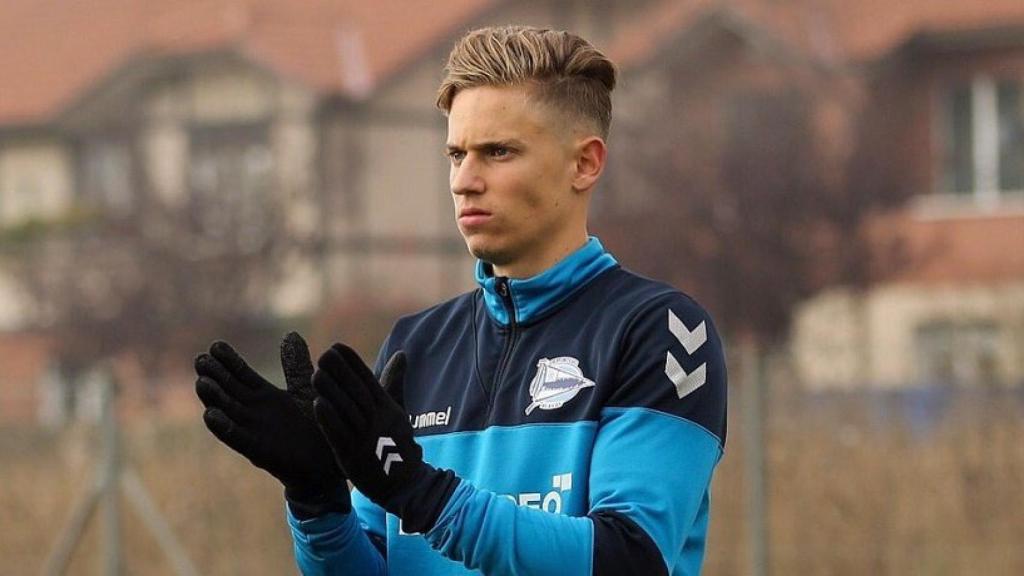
436,26 -> 618,138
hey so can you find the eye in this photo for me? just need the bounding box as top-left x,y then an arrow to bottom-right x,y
447,150 -> 466,164
489,146 -> 511,159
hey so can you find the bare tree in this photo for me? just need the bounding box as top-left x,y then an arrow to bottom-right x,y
594,53 -> 918,576
598,77 -> 907,346
0,147 -> 297,407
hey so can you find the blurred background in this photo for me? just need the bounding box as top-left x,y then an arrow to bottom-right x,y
1,0 -> 1023,574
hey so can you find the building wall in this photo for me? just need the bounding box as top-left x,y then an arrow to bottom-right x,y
269,85 -> 323,316
140,60 -> 326,317
320,66 -> 478,308
0,139 -> 73,225
0,138 -> 74,329
794,282 -> 1024,389
0,273 -> 28,329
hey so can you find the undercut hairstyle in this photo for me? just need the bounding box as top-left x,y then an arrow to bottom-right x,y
436,25 -> 618,138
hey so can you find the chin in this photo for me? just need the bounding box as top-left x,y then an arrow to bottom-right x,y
466,238 -> 512,267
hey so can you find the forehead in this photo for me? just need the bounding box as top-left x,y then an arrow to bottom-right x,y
446,85 -> 554,144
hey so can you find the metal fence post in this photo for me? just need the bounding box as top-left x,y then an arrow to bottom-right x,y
100,373 -> 120,576
742,343 -> 768,576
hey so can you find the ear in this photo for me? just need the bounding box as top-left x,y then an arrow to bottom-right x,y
571,136 -> 607,194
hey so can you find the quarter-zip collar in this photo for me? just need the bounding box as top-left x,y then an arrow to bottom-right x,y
474,236 -> 618,326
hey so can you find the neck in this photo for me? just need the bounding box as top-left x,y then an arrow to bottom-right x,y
492,229 -> 589,279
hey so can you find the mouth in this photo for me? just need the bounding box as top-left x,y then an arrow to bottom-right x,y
458,208 -> 492,228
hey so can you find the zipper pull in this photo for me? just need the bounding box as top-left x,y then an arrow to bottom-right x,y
496,277 -> 510,299
494,277 -> 516,325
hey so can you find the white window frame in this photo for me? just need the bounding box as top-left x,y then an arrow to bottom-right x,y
970,76 -> 1001,205
920,75 -> 1024,217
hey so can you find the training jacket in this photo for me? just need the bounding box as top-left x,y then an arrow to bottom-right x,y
287,237 -> 728,575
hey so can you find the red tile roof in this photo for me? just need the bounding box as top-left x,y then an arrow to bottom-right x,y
607,0 -> 1024,70
825,0 -> 1024,61
0,0 -> 497,124
4,0 -> 1024,125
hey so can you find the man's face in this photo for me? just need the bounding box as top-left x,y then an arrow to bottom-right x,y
446,85 -> 580,273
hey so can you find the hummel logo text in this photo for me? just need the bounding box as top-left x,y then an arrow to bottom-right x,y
409,405 -> 453,430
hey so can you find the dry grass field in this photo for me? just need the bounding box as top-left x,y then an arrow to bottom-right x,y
3,387 -> 1021,575
706,387 -> 1024,576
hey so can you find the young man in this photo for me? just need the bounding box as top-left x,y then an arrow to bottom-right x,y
194,26 -> 726,575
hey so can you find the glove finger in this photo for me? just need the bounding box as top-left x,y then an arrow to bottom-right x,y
195,353 -> 254,402
334,343 -> 379,389
195,352 -> 231,381
336,345 -> 404,414
317,345 -> 375,421
313,396 -> 360,459
195,377 -> 251,423
379,351 -> 407,409
210,341 -> 271,391
332,343 -> 391,413
313,367 -> 369,433
203,408 -> 256,457
281,332 -> 315,398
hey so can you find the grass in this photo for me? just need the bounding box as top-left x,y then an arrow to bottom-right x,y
705,387 -> 1024,576
2,388 -> 1021,575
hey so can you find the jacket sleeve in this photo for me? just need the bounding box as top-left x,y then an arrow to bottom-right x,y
285,338 -> 397,575
422,292 -> 727,576
287,503 -> 386,576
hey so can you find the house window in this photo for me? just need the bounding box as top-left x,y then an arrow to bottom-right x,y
81,139 -> 134,215
915,319 -> 1000,387
188,123 -> 274,251
940,77 -> 1024,199
943,84 -> 974,194
997,81 -> 1024,191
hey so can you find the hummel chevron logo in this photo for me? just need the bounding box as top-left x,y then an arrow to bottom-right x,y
668,310 -> 706,354
665,353 -> 706,399
665,310 -> 707,399
375,436 -> 402,475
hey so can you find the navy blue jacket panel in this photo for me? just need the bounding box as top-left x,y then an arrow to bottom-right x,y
289,237 -> 727,576
388,262 -> 726,442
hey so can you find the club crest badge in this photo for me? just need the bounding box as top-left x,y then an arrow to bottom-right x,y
525,357 -> 596,415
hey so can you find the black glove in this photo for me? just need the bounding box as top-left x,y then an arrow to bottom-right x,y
195,332 -> 350,517
312,343 -> 459,533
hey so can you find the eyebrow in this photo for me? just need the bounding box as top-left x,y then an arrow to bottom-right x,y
446,138 -> 526,153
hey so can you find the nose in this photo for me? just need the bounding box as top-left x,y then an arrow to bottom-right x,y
451,156 -> 484,197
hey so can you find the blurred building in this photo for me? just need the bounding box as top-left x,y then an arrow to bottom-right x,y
1,0 -> 1024,422
605,1 -> 1024,391
791,22 -> 1024,389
